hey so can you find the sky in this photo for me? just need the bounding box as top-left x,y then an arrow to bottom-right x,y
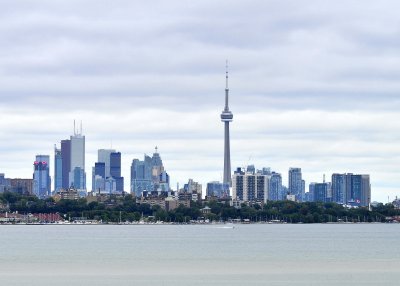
1,0 -> 400,202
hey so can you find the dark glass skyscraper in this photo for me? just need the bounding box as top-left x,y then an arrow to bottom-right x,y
110,152 -> 121,178
94,162 -> 106,178
61,139 -> 71,189
110,152 -> 124,192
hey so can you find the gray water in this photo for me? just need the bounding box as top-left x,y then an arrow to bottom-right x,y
0,224 -> 399,286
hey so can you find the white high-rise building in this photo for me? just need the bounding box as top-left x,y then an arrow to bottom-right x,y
68,124 -> 86,192
232,167 -> 269,203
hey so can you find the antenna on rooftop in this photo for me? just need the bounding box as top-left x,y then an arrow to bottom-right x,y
73,120 -> 76,135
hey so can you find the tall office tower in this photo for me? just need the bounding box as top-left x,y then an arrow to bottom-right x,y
151,147 -> 164,185
110,152 -> 121,177
232,167 -> 269,203
289,167 -> 304,202
54,146 -> 62,192
33,155 -> 51,199
92,162 -> 106,193
98,149 -> 115,178
131,149 -> 169,197
110,152 -> 124,193
131,155 -> 153,197
61,139 -> 71,189
158,171 -> 170,193
69,127 -> 86,191
221,64 -> 233,186
268,172 -> 282,201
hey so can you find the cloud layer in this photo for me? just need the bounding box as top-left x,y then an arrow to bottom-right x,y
1,1 -> 400,202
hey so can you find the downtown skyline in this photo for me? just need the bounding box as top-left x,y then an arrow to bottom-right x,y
1,1 -> 400,202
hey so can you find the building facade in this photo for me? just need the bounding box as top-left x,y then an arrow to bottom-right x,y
206,181 -> 230,198
331,173 -> 371,207
289,167 -> 304,202
131,149 -> 169,197
232,167 -> 269,203
268,172 -> 282,201
33,155 -> 51,199
54,146 -> 62,192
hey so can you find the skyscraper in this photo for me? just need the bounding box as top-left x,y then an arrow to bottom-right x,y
110,152 -> 124,193
221,64 -> 233,186
131,148 -> 168,197
98,149 -> 115,178
33,155 -> 51,199
69,130 -> 86,191
232,167 -> 269,203
61,139 -> 71,189
289,167 -> 304,202
130,156 -> 153,197
268,172 -> 282,201
54,146 -> 62,192
110,152 -> 121,178
92,149 -> 124,194
331,173 -> 371,206
313,183 -> 328,202
57,123 -> 86,193
93,162 -> 106,193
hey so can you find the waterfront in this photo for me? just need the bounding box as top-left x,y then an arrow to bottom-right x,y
0,224 -> 399,286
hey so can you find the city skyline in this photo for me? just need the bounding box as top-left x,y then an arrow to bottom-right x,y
1,1 -> 400,202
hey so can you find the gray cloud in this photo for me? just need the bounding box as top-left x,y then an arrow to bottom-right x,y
0,0 -> 400,201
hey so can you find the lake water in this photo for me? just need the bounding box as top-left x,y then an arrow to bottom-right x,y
0,224 -> 399,286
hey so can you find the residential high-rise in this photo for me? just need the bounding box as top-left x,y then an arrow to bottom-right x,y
331,173 -> 371,207
54,146 -> 62,192
289,167 -> 304,202
268,172 -> 282,201
33,155 -> 51,199
221,64 -> 233,186
232,167 -> 269,203
313,183 -> 328,203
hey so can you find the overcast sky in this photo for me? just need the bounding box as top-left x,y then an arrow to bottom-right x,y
1,0 -> 399,202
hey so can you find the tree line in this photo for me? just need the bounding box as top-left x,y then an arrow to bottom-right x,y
0,192 -> 399,223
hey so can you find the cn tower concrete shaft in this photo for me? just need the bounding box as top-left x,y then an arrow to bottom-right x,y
220,65 -> 233,186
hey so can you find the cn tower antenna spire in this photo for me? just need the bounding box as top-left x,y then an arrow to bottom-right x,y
226,59 -> 229,90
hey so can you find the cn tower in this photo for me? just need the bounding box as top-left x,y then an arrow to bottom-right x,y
221,62 -> 233,186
